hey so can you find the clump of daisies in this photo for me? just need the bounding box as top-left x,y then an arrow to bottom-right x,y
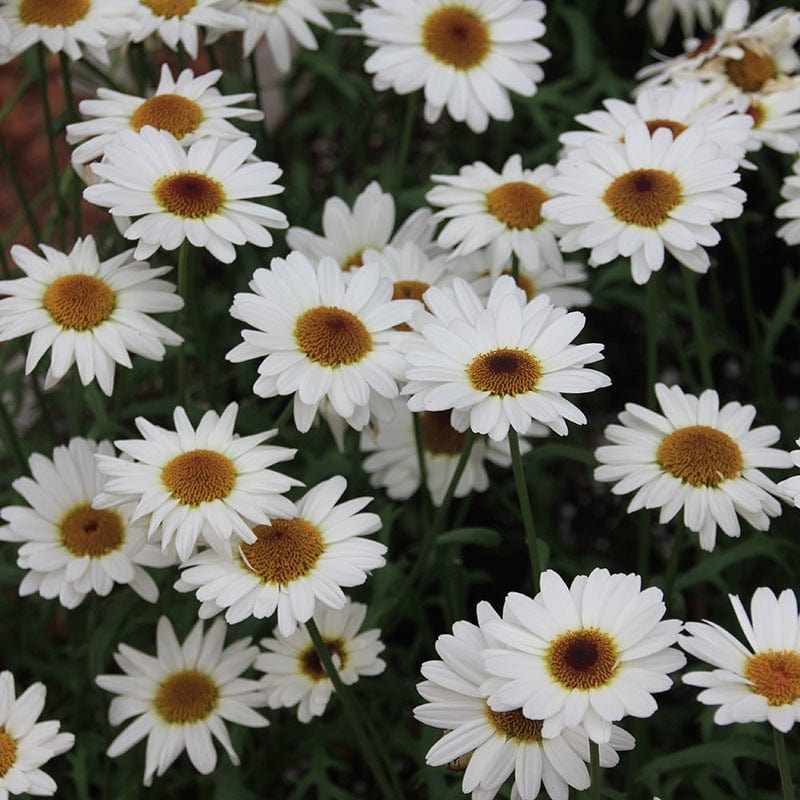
776,157 -> 800,245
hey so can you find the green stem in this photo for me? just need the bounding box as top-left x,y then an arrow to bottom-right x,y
645,272 -> 659,406
81,59 -> 123,93
306,618 -> 401,800
510,252 -> 519,283
681,267 -> 712,388
392,93 -> 415,193
663,522 -> 688,605
589,740 -> 601,800
0,135 -> 43,243
176,241 -> 190,407
509,429 -> 541,592
636,511 -> 652,583
774,727 -> 796,800
0,72 -> 36,124
0,395 -> 27,473
59,52 -> 82,240
272,398 -> 294,432
412,412 -> 431,507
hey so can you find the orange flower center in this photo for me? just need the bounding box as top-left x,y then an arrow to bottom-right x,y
688,35 -> 716,58
603,168 -> 681,227
546,628 -> 619,690
485,705 -> 544,742
60,504 -> 124,558
240,518 -> 324,585
422,5 -> 490,70
154,172 -> 225,219
342,249 -> 366,270
299,638 -> 347,681
142,0 -> 195,18
420,410 -> 468,455
0,728 -> 17,778
746,101 -> 764,129
745,650 -> 800,706
645,118 -> 688,139
43,274 -> 115,331
657,425 -> 742,487
19,0 -> 89,26
467,348 -> 542,396
154,670 -> 218,723
294,306 -> 372,367
162,449 -> 237,505
725,45 -> 776,92
487,182 -> 548,229
131,95 -> 203,140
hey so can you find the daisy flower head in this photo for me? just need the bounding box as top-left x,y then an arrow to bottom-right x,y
681,588 -> 800,732
228,0 -> 347,67
745,83 -> 800,154
0,671 -> 74,798
84,126 -> 287,264
427,155 -> 565,277
544,119 -> 746,285
0,0 -> 138,63
67,64 -> 263,166
175,475 -> 386,636
93,402 -> 300,562
357,0 -> 550,133
778,437 -> 800,503
416,601 -> 635,800
594,383 -> 793,551
624,0 -> 731,46
286,180 -> 438,271
0,438 -> 171,609
256,600 -> 385,723
227,252 -> 415,434
403,275 -> 610,441
0,236 -> 182,396
129,0 -> 245,59
96,616 -> 268,786
482,568 -> 686,744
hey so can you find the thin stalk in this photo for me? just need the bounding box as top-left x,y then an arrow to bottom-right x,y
774,727 -> 796,800
81,59 -> 123,93
306,618 -> 401,800
0,135 -> 43,242
393,93 -> 416,194
509,429 -> 541,591
589,740 -> 601,800
0,72 -> 36,123
412,412 -> 431,508
510,252 -> 519,283
636,511 -> 652,583
248,52 -> 269,156
645,272 -> 659,406
681,267 -> 713,388
272,399 -> 294,432
663,522 -> 688,605
59,52 -> 82,239
176,241 -> 190,407
0,396 -> 27,473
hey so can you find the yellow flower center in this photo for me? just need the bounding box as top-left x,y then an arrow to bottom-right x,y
154,172 -> 225,219
657,425 -> 743,487
342,250 -> 366,271
485,705 -> 544,742
60,504 -> 124,558
240,518 -> 324,585
43,274 -> 115,331
487,182 -> 548,230
745,650 -> 800,706
688,35 -> 716,58
499,268 -> 536,300
249,0 -> 281,4
746,101 -> 764,129
299,638 -> 347,682
294,306 -> 372,367
467,348 -> 542,396
162,449 -> 237,506
131,94 -> 203,140
422,5 -> 490,70
725,45 -> 776,92
19,0 -> 89,26
392,279 -> 430,303
420,410 -> 467,455
142,0 -> 195,18
154,669 -> 218,723
603,168 -> 682,228
0,728 -> 17,778
645,118 -> 688,139
546,628 -> 619,690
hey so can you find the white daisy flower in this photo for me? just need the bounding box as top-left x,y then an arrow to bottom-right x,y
83,127 -> 287,264
286,181 -> 439,271
96,616 -> 268,787
0,671 -> 74,798
403,276 -> 610,441
416,601 -> 635,800
67,64 -> 263,166
624,0 -> 731,46
594,383 -> 793,551
360,398 -> 539,506
0,438 -> 170,609
778,437 -> 800,503
228,0 -> 346,66
357,0 -> 550,133
93,402 -> 300,562
256,600 -> 385,723
482,568 -> 686,744
175,475 -> 386,636
0,0 -> 138,63
745,83 -> 800,154
227,253 -> 415,434
544,119 -> 746,285
0,236 -> 183,396
129,0 -> 245,60
427,155 -> 565,277
681,588 -> 800,732
559,81 -> 753,163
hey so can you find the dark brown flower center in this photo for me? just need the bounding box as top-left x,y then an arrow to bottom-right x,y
745,651 -> 800,706
420,410 -> 468,455
154,172 -> 225,219
142,0 -> 195,18
467,348 -> 542,396
299,639 -> 347,681
725,46 -> 776,92
60,505 -> 124,557
546,628 -> 619,690
485,705 -> 544,742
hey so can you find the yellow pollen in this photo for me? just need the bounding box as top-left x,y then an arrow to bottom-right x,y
249,0 -> 282,4
142,0 -> 195,18
131,94 -> 203,140
240,518 -> 324,585
154,670 -> 217,723
485,705 -> 544,742
422,5 -> 490,70
500,268 -> 536,300
0,729 -> 17,778
657,425 -> 743,487
299,639 -> 347,682
603,168 -> 681,227
645,118 -> 688,139
342,250 -> 365,271
294,306 -> 372,367
745,651 -> 800,706
60,505 -> 124,558
467,348 -> 542,396
487,182 -> 548,230
546,628 -> 619,690
43,274 -> 115,331
392,280 -> 430,331
19,0 -> 89,26
725,45 -> 776,92
420,410 -> 467,456
154,172 -> 225,219
162,449 -> 237,506
746,101 -> 764,129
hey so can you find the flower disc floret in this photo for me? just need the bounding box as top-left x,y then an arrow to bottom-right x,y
294,307 -> 372,367
0,730 -> 16,777
20,0 -> 88,26
657,424 -> 743,486
603,168 -> 682,227
154,670 -> 218,723
131,94 -> 203,137
60,506 -> 123,557
241,518 -> 324,584
43,274 -> 115,331
546,628 -> 619,690
162,449 -> 237,505
422,6 -> 490,69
